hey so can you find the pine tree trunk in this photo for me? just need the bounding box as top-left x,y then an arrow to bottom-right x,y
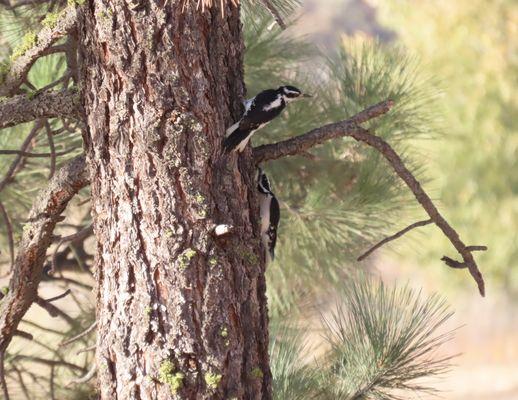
78,2 -> 271,398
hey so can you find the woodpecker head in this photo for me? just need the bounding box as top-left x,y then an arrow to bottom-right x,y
257,168 -> 272,194
278,85 -> 312,102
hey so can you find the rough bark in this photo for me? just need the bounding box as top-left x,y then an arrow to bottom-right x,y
0,155 -> 88,355
78,2 -> 270,399
0,89 -> 80,129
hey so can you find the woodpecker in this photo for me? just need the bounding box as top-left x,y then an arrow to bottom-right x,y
257,168 -> 280,264
223,85 -> 311,153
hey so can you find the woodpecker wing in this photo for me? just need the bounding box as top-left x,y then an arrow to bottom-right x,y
223,89 -> 285,153
267,195 -> 280,260
238,89 -> 285,132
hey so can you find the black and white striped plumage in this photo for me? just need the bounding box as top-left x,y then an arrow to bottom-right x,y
257,168 -> 280,263
223,85 -> 311,153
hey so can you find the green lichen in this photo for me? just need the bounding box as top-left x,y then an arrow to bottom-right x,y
238,246 -> 259,265
165,229 -> 173,238
178,248 -> 196,269
11,32 -> 37,62
204,372 -> 222,389
144,306 -> 152,315
97,8 -> 113,22
209,257 -> 218,267
158,360 -> 184,394
0,62 -> 10,84
250,367 -> 263,380
67,0 -> 85,6
1,287 -> 9,296
198,209 -> 207,219
220,327 -> 228,338
195,193 -> 205,204
42,11 -> 60,29
185,248 -> 196,259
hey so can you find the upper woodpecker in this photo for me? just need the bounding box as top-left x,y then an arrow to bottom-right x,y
257,168 -> 280,264
223,85 -> 311,153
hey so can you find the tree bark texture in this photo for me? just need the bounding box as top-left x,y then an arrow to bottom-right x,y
78,2 -> 271,399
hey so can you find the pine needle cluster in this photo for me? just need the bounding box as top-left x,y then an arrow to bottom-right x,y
270,277 -> 454,400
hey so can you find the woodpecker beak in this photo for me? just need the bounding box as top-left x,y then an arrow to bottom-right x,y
301,93 -> 313,98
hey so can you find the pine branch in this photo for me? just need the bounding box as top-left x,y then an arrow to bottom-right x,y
0,5 -> 77,97
254,99 -> 486,296
60,321 -> 97,347
260,0 -> 287,29
0,155 -> 88,363
0,201 -> 14,268
0,351 -> 8,400
320,278 -> 455,399
349,126 -> 486,296
253,100 -> 394,163
66,363 -> 96,386
357,219 -> 433,261
0,120 -> 44,193
0,89 -> 81,129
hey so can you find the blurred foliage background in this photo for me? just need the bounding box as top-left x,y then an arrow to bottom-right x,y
371,0 -> 518,296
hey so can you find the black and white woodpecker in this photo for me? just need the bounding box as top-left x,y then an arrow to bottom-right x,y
223,85 -> 311,153
257,168 -> 280,264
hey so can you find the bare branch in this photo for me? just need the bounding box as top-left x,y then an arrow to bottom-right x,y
51,224 -> 93,273
0,120 -> 44,193
76,345 -> 96,355
43,289 -> 71,303
44,274 -> 93,291
0,149 -> 73,157
357,219 -> 433,261
33,71 -> 72,98
14,330 -> 33,340
0,201 -> 14,267
67,363 -> 96,386
0,89 -> 81,129
60,321 -> 97,347
12,355 -> 85,373
260,0 -> 286,29
44,120 -> 57,178
20,320 -> 63,336
0,155 -> 88,356
348,126 -> 486,295
11,365 -> 30,400
50,364 -> 56,400
466,245 -> 488,252
441,256 -> 466,269
35,296 -> 75,325
253,100 -> 394,163
255,99 -> 486,296
0,6 -> 78,96
0,351 -> 9,400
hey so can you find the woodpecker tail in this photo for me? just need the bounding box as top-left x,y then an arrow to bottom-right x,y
268,247 -> 275,262
222,126 -> 254,153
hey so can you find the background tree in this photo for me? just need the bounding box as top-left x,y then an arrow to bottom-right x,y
0,0 -> 489,399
